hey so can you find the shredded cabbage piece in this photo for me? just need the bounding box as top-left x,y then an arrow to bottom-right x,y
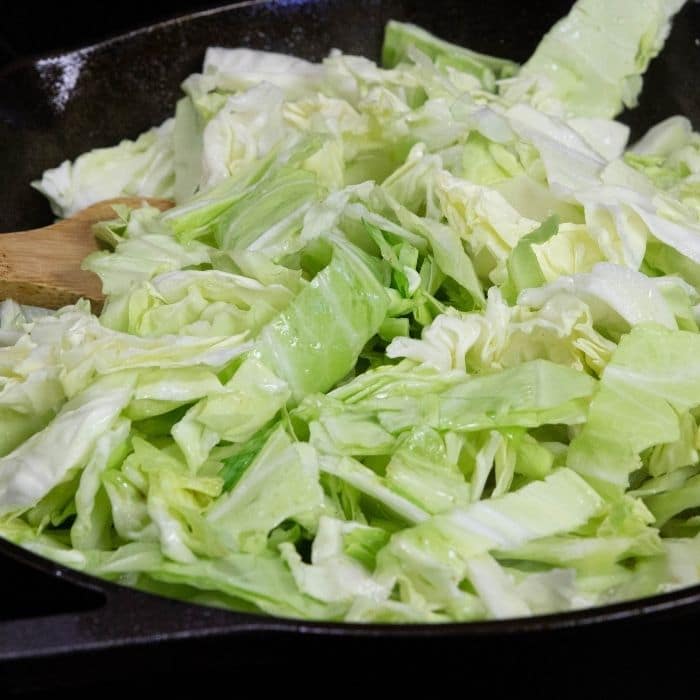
4,0 -> 699,622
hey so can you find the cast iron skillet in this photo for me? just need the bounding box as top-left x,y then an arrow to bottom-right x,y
2,0 -> 700,691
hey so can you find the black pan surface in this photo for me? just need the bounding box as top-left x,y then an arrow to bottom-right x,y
2,0 -> 700,691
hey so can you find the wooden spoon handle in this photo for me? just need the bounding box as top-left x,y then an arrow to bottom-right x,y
0,220 -> 105,310
0,197 -> 173,311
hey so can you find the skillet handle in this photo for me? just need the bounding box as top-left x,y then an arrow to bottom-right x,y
0,540 -> 285,692
0,582 -> 271,659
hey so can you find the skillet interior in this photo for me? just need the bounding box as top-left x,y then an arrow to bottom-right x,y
2,0 -> 700,687
4,0 -> 700,232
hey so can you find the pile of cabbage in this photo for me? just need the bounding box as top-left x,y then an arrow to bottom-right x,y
3,0 -> 700,622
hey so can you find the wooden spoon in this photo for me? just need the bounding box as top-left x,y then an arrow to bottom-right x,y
0,197 -> 174,312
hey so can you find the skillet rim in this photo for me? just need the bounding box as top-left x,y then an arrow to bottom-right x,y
0,0 -> 271,81
3,533 -> 700,644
